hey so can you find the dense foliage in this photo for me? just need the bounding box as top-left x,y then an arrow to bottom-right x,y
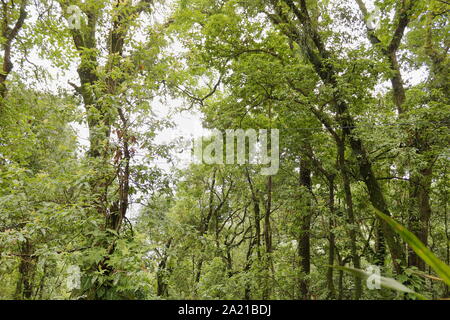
0,0 -> 448,300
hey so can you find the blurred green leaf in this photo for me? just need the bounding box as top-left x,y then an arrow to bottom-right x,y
330,265 -> 428,300
374,209 -> 450,287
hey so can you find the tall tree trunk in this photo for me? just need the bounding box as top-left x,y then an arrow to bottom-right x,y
298,159 -> 312,300
408,166 -> 433,271
195,170 -> 217,287
246,168 -> 261,260
326,175 -> 336,299
243,237 -> 255,300
0,0 -> 27,101
14,240 -> 37,300
264,177 -> 273,256
335,249 -> 346,300
156,239 -> 173,297
374,221 -> 386,266
338,139 -> 362,299
262,176 -> 273,299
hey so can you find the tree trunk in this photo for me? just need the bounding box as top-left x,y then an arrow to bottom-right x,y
338,139 -> 362,299
156,239 -> 173,297
298,159 -> 312,300
262,176 -> 273,299
408,167 -> 433,271
243,237 -> 255,300
14,240 -> 37,300
326,175 -> 336,299
374,221 -> 386,266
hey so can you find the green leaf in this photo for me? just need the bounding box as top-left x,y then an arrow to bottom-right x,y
373,209 -> 450,287
330,265 -> 428,300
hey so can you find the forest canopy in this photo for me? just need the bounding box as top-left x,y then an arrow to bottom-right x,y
0,0 -> 449,300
